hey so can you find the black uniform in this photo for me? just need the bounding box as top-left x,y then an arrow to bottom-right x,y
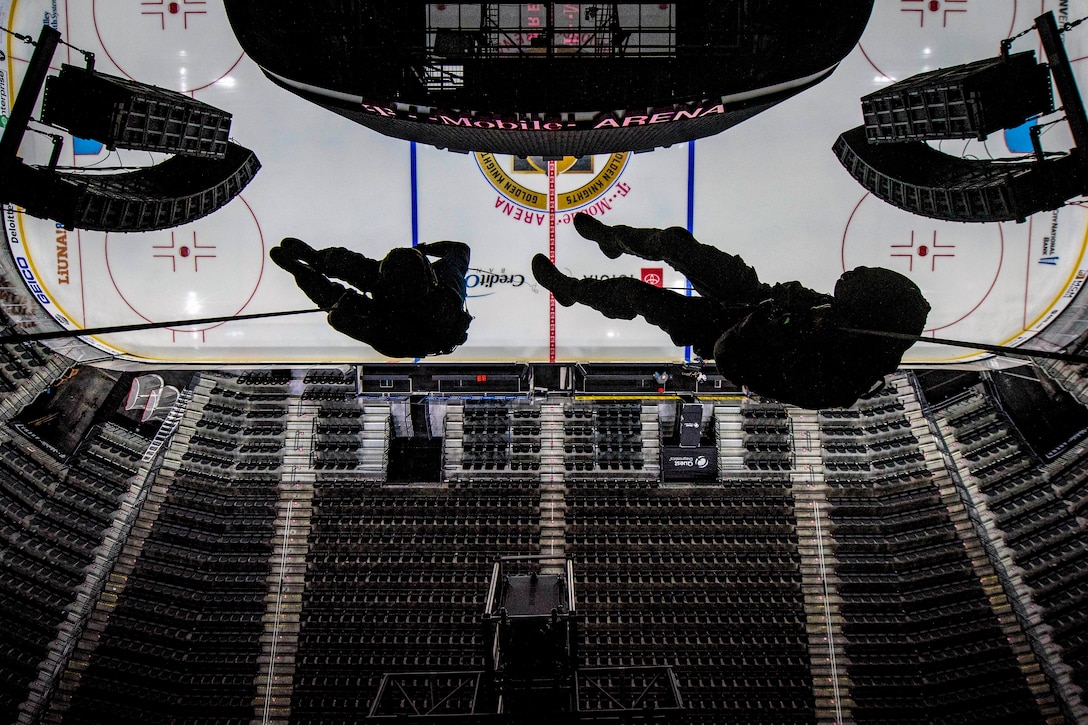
533,215 -> 930,409
271,238 -> 473,358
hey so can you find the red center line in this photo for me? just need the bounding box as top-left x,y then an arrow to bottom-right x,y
548,159 -> 557,364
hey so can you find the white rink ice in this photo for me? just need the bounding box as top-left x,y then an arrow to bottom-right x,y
3,0 -> 1088,365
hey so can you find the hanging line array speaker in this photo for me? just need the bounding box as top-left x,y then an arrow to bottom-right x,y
0,25 -> 260,232
7,142 -> 261,232
40,64 -> 233,158
861,51 -> 1054,144
836,13 -> 1088,223
833,125 -> 1087,223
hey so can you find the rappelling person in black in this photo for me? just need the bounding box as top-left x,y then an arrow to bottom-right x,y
270,238 -> 473,358
532,214 -> 931,409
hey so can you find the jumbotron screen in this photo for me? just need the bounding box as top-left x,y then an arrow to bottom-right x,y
224,1 -> 875,155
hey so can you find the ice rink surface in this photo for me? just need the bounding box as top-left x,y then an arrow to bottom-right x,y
3,0 -> 1088,365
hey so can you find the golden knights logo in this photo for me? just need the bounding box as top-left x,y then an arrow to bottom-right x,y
476,152 -> 632,225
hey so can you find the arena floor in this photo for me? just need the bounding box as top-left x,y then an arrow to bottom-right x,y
3,0 -> 1088,365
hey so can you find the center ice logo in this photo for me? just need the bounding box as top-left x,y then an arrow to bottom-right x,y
476,152 -> 631,224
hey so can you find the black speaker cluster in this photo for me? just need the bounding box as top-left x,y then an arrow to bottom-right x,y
0,26 -> 260,233
860,52 -> 1053,145
833,125 -> 1082,224
54,143 -> 260,233
41,65 -> 234,158
834,16 -> 1088,225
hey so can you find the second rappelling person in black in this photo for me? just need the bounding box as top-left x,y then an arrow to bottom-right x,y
532,214 -> 931,409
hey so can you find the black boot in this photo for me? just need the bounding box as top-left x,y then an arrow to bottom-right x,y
269,246 -> 307,276
278,237 -> 319,264
270,237 -> 322,275
573,213 -> 628,259
531,254 -> 578,307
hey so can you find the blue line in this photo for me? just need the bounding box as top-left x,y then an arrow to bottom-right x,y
411,142 -> 419,362
684,140 -> 696,363
410,142 -> 419,247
